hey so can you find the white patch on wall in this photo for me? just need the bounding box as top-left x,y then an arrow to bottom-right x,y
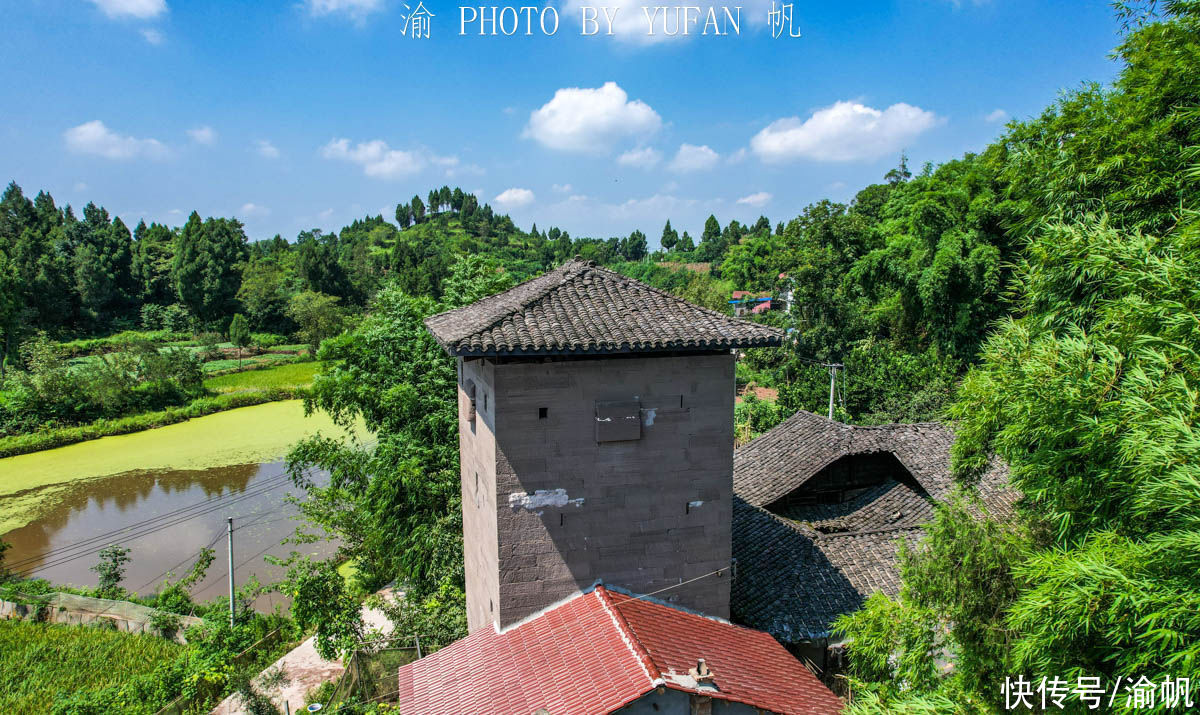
641,408 -> 657,426
508,489 -> 585,514
688,500 -> 704,508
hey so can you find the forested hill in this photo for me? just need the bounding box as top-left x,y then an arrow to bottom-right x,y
3,0 -> 1198,428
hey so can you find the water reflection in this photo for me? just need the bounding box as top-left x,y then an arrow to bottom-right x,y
0,462 -> 336,611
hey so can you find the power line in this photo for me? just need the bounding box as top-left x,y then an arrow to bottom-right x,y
13,472 -> 308,577
626,565 -> 732,602
12,437 -> 377,579
6,469 -> 299,572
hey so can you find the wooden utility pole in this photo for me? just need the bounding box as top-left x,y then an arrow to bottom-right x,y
227,517 -> 235,629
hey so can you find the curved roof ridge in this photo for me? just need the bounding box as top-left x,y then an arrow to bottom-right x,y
425,258 -> 784,356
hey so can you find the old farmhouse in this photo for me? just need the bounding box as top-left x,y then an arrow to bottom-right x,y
730,410 -> 1017,667
404,258 -> 1012,713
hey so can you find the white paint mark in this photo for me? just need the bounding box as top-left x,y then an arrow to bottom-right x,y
641,408 -> 657,426
508,488 -> 584,511
688,500 -> 704,508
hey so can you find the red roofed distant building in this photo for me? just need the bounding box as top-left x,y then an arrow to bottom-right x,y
395,584 -> 843,715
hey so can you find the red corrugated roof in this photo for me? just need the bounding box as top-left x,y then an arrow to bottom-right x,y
394,585 -> 842,714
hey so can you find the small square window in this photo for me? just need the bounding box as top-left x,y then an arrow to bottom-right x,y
538,407 -> 548,419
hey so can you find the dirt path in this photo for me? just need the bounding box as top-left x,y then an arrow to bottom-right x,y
211,586 -> 398,714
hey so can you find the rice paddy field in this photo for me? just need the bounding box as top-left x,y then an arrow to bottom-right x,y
0,619 -> 180,713
204,360 -> 326,392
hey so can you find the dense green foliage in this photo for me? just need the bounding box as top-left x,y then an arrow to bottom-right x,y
836,5 -> 1200,709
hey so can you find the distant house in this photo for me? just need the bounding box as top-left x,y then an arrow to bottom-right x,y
729,411 -> 1016,667
729,291 -> 774,317
394,583 -> 843,715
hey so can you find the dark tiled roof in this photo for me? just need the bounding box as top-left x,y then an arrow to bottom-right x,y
732,496 -> 921,641
395,584 -> 843,715
735,410 -> 990,508
731,410 -> 1017,642
424,258 -> 784,357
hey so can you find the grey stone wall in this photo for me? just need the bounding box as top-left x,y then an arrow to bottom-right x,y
483,352 -> 736,628
459,357 -> 500,632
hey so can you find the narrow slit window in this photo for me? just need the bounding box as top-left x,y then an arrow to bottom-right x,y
538,407 -> 548,419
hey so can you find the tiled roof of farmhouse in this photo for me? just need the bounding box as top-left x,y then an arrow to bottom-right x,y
424,258 -> 784,356
394,584 -> 843,715
730,410 -> 1017,641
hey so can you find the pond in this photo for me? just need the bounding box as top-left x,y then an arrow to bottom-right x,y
1,462 -> 336,609
0,400 -> 367,610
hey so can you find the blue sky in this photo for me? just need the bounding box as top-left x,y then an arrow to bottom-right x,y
3,0 -> 1123,242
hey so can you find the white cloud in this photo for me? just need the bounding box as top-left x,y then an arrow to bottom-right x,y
494,188 -> 536,208
64,120 -> 168,160
668,143 -> 720,172
240,202 -> 270,217
305,0 -> 384,21
985,108 -> 1009,123
727,147 -> 748,164
318,208 -> 335,220
256,140 -> 280,159
74,182 -> 89,192
524,82 -> 661,154
552,183 -> 573,193
187,126 -> 216,145
751,101 -> 941,163
88,0 -> 167,19
141,28 -> 164,45
617,146 -> 662,169
321,138 -> 455,179
736,191 -> 772,207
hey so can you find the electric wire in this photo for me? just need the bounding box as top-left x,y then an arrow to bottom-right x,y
6,469 -> 299,571
12,470 -> 311,577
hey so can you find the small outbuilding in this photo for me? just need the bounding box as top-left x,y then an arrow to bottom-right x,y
395,583 -> 843,715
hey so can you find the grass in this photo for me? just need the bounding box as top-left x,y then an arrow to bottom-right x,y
0,619 -> 180,713
204,360 -> 324,393
201,352 -> 301,374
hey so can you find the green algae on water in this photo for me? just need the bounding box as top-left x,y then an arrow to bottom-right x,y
0,400 -> 367,533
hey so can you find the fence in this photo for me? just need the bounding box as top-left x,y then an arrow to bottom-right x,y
317,635 -> 439,711
0,591 -> 202,644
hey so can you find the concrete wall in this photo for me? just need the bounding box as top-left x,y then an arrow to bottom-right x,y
472,352 -> 735,628
459,357 -> 500,632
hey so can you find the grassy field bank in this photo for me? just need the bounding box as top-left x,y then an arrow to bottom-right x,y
204,360 -> 324,393
0,619 -> 180,713
0,361 -> 328,459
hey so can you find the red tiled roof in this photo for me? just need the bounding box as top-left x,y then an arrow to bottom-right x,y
394,585 -> 842,715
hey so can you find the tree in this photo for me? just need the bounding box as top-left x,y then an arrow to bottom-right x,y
696,215 -> 723,261
0,249 -> 20,377
91,544 -> 131,600
660,220 -> 678,252
74,204 -> 135,323
286,291 -> 344,356
172,212 -> 248,327
285,256 -> 509,602
410,194 -> 426,224
228,313 -> 250,367
237,258 -> 293,332
132,220 -> 176,305
622,229 -> 648,261
395,202 -> 412,229
677,230 -> 695,252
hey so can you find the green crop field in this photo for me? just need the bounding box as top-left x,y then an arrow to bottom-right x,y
0,620 -> 180,713
203,360 -> 325,392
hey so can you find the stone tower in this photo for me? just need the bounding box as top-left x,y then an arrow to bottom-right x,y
425,259 -> 782,631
